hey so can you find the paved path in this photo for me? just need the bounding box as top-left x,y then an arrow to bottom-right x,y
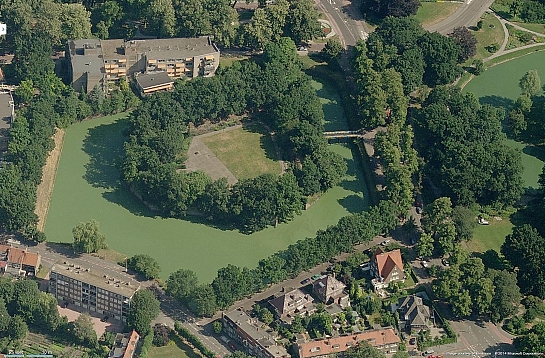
425,0 -> 496,35
484,12 -> 545,61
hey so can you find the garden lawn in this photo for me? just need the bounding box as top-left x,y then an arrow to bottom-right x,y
414,2 -> 461,28
45,80 -> 369,283
472,13 -> 505,60
466,219 -> 514,253
200,124 -> 281,179
148,335 -> 200,358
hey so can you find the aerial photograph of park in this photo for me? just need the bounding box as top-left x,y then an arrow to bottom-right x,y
1,0 -> 545,357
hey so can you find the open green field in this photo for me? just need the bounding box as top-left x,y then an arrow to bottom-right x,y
45,80 -> 369,282
413,2 -> 461,28
201,124 -> 281,179
467,219 -> 514,253
148,335 -> 200,358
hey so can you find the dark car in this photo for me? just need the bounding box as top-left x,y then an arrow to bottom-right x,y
300,278 -> 311,285
409,337 -> 417,345
100,316 -> 109,322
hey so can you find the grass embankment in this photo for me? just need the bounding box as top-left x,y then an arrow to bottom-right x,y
472,13 -> 505,60
45,79 -> 370,282
511,22 -> 545,34
463,50 -> 545,252
201,124 -> 281,179
413,2 -> 462,28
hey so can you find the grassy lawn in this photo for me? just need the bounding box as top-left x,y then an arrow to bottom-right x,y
511,22 -> 545,34
413,2 -> 461,27
148,334 -> 201,358
200,124 -> 281,180
472,13 -> 505,60
219,56 -> 247,68
462,51 -> 545,252
466,219 -> 514,253
45,81 -> 370,282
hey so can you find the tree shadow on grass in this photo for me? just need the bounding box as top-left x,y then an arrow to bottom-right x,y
243,122 -> 281,164
478,95 -> 513,109
82,118 -> 155,218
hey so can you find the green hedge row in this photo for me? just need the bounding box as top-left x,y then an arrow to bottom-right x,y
174,321 -> 216,358
138,331 -> 154,358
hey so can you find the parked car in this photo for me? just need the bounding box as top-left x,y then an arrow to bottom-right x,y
423,349 -> 435,355
409,337 -> 417,345
300,278 -> 311,285
478,215 -> 489,225
421,260 -> 429,268
441,258 -> 450,267
311,274 -> 321,280
381,239 -> 391,246
416,206 -> 423,214
100,315 -> 109,322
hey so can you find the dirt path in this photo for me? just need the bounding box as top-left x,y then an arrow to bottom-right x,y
35,128 -> 65,232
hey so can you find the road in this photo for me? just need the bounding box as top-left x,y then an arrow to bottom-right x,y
425,0 -> 497,35
431,319 -> 516,357
317,0 -> 368,48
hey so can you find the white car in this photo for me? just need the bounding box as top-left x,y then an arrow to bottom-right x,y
421,260 -> 429,268
381,239 -> 391,246
479,217 -> 489,225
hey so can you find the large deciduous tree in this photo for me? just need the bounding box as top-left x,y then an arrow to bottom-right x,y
285,0 -> 322,44
127,254 -> 161,279
519,69 -> 542,97
502,224 -> 545,298
72,220 -> 107,254
449,27 -> 477,61
166,268 -> 199,304
127,290 -> 161,336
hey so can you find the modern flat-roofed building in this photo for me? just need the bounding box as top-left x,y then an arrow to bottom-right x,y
135,71 -> 174,95
223,310 -> 289,358
66,36 -> 220,94
49,261 -> 140,322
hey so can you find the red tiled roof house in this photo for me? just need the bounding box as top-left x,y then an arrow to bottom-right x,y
294,328 -> 400,358
370,248 -> 405,291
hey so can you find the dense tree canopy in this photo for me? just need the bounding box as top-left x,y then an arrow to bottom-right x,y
127,289 -> 161,336
360,0 -> 420,19
122,38 -> 346,233
414,86 -> 523,207
502,224 -> 545,298
127,254 -> 161,279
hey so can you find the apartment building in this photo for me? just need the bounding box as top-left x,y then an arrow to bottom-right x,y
294,328 -> 400,358
49,261 -> 140,322
223,310 -> 289,358
66,36 -> 220,94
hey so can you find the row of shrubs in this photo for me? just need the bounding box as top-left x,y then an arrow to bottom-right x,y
174,321 -> 216,358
